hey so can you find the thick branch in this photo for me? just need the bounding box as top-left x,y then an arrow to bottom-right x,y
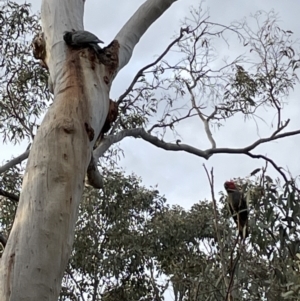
93,128 -> 208,160
0,233 -> 7,248
0,150 -> 29,175
115,0 -> 178,72
0,189 -> 19,203
93,127 -> 300,161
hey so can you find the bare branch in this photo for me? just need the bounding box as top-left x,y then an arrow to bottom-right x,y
93,128 -> 208,161
185,82 -> 216,148
0,150 -> 29,174
93,127 -> 300,163
246,152 -> 289,184
92,278 -> 99,301
118,26 -> 189,104
203,165 -> 229,296
0,189 -> 19,203
148,108 -> 197,133
226,240 -> 241,301
271,119 -> 290,138
0,233 -> 7,248
210,129 -> 300,155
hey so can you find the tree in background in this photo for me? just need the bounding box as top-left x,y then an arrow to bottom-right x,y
0,1 -> 300,300
3,166 -> 299,300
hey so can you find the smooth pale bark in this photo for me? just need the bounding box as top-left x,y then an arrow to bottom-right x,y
115,0 -> 178,72
0,0 -> 178,300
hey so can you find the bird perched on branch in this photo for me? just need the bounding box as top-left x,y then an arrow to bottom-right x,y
224,181 -> 249,240
63,30 -> 104,53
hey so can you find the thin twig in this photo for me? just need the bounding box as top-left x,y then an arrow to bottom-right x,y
93,126 -> 300,164
225,236 -> 239,301
148,109 -> 197,133
246,152 -> 289,184
117,26 -> 190,104
271,119 -> 290,138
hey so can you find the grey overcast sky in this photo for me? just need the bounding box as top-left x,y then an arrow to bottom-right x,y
2,0 -> 300,208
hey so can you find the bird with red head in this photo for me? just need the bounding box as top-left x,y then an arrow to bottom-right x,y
224,180 -> 249,240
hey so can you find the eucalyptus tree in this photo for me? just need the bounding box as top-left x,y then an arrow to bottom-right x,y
0,0 -> 184,299
0,1 -> 300,300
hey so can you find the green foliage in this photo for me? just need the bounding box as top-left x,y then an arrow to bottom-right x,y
60,168 -> 167,301
0,2 -> 300,301
0,1 -> 50,143
1,164 -> 300,300
117,8 -> 300,140
0,163 -> 22,252
223,10 -> 299,121
59,170 -> 300,301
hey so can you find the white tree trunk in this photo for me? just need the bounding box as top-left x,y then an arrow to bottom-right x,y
0,0 -> 178,300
